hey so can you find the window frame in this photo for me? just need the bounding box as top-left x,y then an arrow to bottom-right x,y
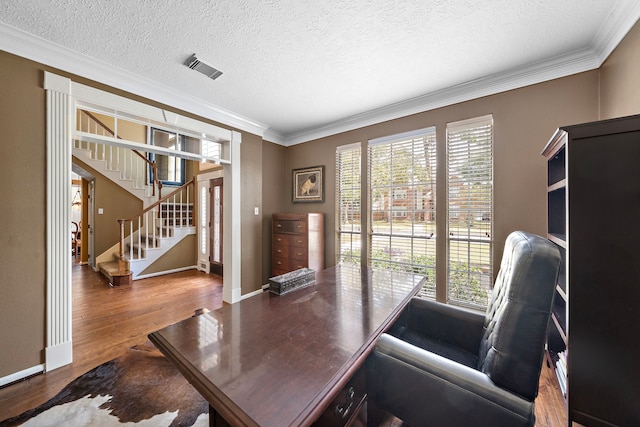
446,114 -> 494,309
367,127 -> 438,297
149,127 -> 187,187
335,142 -> 362,266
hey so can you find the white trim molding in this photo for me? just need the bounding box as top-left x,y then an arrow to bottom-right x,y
44,72 -> 73,371
39,71 -> 245,374
0,23 -> 269,140
223,131 -> 243,304
2,4 -> 640,148
0,364 -> 45,388
4,1 -> 640,149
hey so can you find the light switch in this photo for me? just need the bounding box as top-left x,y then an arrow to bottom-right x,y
254,207 -> 259,216
98,208 -> 104,215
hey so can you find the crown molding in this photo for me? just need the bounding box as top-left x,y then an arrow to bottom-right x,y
0,23 -> 270,139
3,3 -> 639,148
279,7 -> 640,147
279,48 -> 601,146
591,1 -> 640,62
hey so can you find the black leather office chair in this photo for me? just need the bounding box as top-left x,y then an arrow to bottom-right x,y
367,231 -> 561,426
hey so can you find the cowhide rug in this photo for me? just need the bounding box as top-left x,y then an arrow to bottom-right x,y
0,342 -> 208,427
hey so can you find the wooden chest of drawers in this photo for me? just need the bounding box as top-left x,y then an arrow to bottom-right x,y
272,212 -> 324,277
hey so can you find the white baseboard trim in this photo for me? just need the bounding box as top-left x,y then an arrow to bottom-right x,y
0,364 -> 45,388
45,340 -> 73,372
242,287 -> 267,300
134,265 -> 197,280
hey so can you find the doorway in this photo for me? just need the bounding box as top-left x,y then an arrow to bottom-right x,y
210,178 -> 223,276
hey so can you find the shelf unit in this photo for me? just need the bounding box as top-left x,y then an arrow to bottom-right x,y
542,131 -> 568,400
542,114 -> 640,426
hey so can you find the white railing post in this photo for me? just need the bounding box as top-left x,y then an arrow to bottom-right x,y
137,216 -> 142,259
129,220 -> 133,260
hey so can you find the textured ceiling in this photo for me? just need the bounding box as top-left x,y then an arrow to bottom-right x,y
1,1 -> 639,144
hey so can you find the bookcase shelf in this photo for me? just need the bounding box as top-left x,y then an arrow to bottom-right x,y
541,114 -> 640,426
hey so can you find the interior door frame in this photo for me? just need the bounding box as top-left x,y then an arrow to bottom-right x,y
210,177 -> 223,276
45,72 -> 242,373
197,170 -> 223,274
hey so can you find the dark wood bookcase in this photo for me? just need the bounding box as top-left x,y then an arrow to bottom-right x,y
271,212 -> 324,277
542,114 -> 640,426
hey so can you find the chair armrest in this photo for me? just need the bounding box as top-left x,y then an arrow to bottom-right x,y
392,297 -> 485,354
370,334 -> 534,427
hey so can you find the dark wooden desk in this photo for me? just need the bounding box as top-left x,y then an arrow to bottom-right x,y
149,265 -> 424,427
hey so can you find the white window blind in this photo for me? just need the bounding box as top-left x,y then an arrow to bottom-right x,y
368,128 -> 437,297
446,115 -> 493,308
336,143 -> 362,265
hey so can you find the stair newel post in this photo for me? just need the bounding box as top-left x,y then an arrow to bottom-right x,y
118,219 -> 126,275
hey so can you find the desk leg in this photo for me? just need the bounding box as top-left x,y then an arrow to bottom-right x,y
209,405 -> 231,427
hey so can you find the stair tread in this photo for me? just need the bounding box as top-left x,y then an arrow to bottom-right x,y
99,261 -> 131,276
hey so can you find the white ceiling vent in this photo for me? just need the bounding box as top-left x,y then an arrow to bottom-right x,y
184,54 -> 223,80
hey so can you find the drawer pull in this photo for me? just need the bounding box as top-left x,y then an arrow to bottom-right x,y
276,261 -> 282,265
277,224 -> 282,228
296,225 -> 303,229
335,386 -> 355,419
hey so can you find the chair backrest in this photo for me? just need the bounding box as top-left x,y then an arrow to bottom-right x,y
477,231 -> 561,400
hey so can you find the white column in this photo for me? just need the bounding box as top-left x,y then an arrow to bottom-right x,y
44,72 -> 73,370
223,131 -> 242,303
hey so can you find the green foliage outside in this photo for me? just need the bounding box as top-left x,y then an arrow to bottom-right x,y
339,248 -> 488,305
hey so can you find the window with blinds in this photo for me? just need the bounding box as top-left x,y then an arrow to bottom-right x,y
336,143 -> 362,265
446,115 -> 493,308
368,128 -> 437,297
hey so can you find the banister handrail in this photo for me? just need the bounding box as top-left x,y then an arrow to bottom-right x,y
80,110 -> 162,197
119,178 -> 195,223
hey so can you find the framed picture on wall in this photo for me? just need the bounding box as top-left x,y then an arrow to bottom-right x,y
292,165 -> 324,203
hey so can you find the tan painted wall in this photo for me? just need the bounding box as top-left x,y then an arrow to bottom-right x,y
0,51 -> 47,377
240,132 -> 264,293
1,18 -> 639,380
0,50 -> 264,377
140,235 -> 197,275
284,71 -> 600,297
261,141 -> 288,282
600,21 -> 640,119
72,158 -> 143,256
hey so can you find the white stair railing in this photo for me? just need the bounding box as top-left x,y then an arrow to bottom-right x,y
118,179 -> 194,272
75,110 -> 162,197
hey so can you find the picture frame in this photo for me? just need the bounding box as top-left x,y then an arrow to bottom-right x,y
292,165 -> 324,203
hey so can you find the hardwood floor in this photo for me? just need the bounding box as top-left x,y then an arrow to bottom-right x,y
0,262 -> 224,421
0,262 -> 566,425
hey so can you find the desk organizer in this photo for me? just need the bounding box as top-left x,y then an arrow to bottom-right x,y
268,268 -> 316,295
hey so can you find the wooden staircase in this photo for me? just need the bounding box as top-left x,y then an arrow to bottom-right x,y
73,110 -> 196,285
98,180 -> 195,285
